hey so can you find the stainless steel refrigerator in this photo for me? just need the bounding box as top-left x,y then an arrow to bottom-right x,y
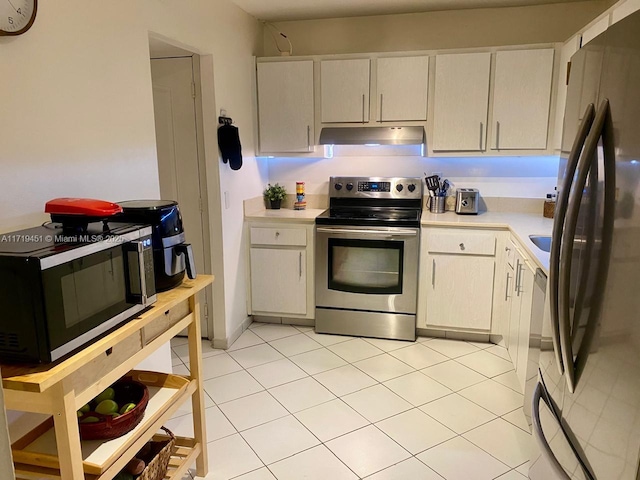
529,9 -> 640,480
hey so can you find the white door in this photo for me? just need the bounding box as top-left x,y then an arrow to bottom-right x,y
376,56 -> 429,121
151,57 -> 210,338
250,248 -> 306,315
432,52 -> 491,151
321,59 -> 371,123
492,48 -> 554,150
426,254 -> 495,330
257,61 -> 314,153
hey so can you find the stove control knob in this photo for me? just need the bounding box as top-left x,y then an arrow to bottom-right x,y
346,182 -> 354,191
396,184 -> 404,192
408,184 -> 416,192
334,183 -> 343,190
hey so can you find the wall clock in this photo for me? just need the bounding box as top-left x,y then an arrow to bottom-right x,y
0,0 -> 37,36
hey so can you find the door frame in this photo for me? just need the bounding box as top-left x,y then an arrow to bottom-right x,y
148,33 -> 227,342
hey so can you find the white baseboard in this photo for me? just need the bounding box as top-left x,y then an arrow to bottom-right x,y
215,316 -> 252,350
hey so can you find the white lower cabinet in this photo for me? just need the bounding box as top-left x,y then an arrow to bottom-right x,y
250,248 -> 306,315
418,228 -> 497,332
246,222 -> 315,319
503,241 -> 536,392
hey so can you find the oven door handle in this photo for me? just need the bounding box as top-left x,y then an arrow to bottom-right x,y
316,227 -> 418,237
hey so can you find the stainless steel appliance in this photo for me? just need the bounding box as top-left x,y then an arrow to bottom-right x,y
530,11 -> 640,479
117,200 -> 196,292
315,176 -> 422,341
455,188 -> 479,214
0,223 -> 156,363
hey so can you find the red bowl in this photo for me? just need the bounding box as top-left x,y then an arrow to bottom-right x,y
78,379 -> 150,441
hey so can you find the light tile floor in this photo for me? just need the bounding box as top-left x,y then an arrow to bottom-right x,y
169,323 -> 532,480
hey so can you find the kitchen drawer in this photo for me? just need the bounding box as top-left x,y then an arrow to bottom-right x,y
250,227 -> 307,246
427,229 -> 496,256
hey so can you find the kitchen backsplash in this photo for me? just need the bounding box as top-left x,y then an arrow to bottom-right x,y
265,153 -> 560,199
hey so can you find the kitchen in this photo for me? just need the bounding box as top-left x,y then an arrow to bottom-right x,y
1,0 -> 639,479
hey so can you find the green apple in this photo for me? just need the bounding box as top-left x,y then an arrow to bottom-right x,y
80,416 -> 100,424
119,403 -> 136,415
94,387 -> 116,404
95,399 -> 119,415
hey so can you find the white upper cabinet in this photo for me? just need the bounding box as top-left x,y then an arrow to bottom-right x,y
612,0 -> 640,24
376,56 -> 429,122
491,49 -> 554,150
321,59 -> 371,123
581,16 -> 609,46
553,36 -> 581,151
432,52 -> 491,151
257,61 -> 314,153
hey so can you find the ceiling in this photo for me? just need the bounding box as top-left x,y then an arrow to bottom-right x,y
230,0 -> 585,21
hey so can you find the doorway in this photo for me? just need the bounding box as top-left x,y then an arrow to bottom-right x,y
149,45 -> 213,338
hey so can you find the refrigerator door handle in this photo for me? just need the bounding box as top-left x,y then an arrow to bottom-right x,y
550,103 -> 595,377
573,99 -> 617,385
559,100 -> 609,394
532,382 -> 571,480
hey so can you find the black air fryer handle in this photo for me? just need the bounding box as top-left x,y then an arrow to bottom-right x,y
176,243 -> 196,279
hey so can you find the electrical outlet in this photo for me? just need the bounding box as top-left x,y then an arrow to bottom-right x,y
224,191 -> 230,209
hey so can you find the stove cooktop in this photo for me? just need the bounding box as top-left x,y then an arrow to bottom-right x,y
315,207 -> 422,227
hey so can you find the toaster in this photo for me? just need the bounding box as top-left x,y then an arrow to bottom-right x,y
455,188 -> 479,215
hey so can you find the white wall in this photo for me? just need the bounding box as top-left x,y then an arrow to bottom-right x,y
264,0 -> 610,56
267,148 -> 559,199
0,0 -> 266,344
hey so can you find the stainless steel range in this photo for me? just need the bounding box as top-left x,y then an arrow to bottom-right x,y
315,176 -> 423,341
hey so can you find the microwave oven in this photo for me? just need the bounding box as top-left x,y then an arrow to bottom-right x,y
0,222 -> 156,363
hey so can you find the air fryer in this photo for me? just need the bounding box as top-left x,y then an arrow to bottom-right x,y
116,200 -> 196,291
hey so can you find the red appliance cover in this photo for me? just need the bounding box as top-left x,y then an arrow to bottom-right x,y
45,198 -> 123,217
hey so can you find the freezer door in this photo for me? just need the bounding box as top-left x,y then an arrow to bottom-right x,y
530,381 -> 591,479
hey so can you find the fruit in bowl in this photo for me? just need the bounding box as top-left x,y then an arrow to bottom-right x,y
76,379 -> 148,440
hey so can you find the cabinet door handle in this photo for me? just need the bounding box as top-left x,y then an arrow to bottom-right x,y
361,94 -> 366,123
275,231 -> 280,238
479,122 -> 484,151
516,260 -> 523,297
496,121 -> 501,150
307,125 -> 311,152
299,252 -> 302,278
379,93 -> 384,123
431,259 -> 436,288
459,243 -> 465,251
505,272 -> 511,301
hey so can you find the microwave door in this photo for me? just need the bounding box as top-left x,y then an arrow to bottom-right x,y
41,242 -> 150,361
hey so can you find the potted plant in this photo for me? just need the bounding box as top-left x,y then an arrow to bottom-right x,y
263,183 -> 287,209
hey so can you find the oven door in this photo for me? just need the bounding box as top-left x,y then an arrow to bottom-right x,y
315,226 -> 419,314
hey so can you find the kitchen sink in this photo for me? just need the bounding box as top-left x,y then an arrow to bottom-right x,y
529,235 -> 552,253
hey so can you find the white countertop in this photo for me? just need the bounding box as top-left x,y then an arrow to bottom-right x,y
421,211 -> 553,273
244,207 -> 553,273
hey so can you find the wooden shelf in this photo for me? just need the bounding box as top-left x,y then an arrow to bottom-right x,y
3,275 -> 213,480
12,371 -> 193,475
13,434 -> 201,480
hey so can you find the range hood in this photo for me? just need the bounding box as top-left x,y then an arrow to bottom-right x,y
318,126 -> 425,146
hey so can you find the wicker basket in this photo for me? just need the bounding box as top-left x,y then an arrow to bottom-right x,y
137,427 -> 176,480
78,379 -> 149,441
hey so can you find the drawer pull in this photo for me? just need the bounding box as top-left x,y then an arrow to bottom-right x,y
275,232 -> 280,237
459,243 -> 465,251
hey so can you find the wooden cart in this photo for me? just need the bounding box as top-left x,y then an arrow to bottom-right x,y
2,275 -> 213,480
